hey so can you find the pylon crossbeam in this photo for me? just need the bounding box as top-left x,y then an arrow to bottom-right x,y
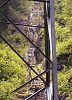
0,22 -> 44,28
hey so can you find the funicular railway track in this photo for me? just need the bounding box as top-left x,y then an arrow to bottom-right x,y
0,0 -> 59,100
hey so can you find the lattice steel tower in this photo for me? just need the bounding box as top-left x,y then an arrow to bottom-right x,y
0,0 -> 59,100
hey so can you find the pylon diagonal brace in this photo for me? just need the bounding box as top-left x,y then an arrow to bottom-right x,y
25,87 -> 46,100
12,67 -> 52,93
0,9 -> 52,64
0,34 -> 45,83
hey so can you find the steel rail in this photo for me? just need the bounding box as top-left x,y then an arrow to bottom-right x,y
25,87 -> 46,100
0,34 -> 46,84
11,66 -> 52,93
0,22 -> 44,28
0,10 -> 52,64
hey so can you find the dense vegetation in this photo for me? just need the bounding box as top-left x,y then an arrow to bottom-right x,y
55,0 -> 72,99
0,0 -> 72,100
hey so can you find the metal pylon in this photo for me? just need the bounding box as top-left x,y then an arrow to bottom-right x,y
0,0 -> 59,100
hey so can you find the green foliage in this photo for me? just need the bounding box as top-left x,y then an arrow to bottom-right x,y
56,37 -> 72,56
55,1 -> 72,99
55,0 -> 72,61
8,0 -> 33,21
58,69 -> 72,99
0,81 -> 14,100
0,43 -> 26,99
4,28 -> 28,56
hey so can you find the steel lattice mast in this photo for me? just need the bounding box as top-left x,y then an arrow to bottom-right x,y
0,0 -> 59,100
